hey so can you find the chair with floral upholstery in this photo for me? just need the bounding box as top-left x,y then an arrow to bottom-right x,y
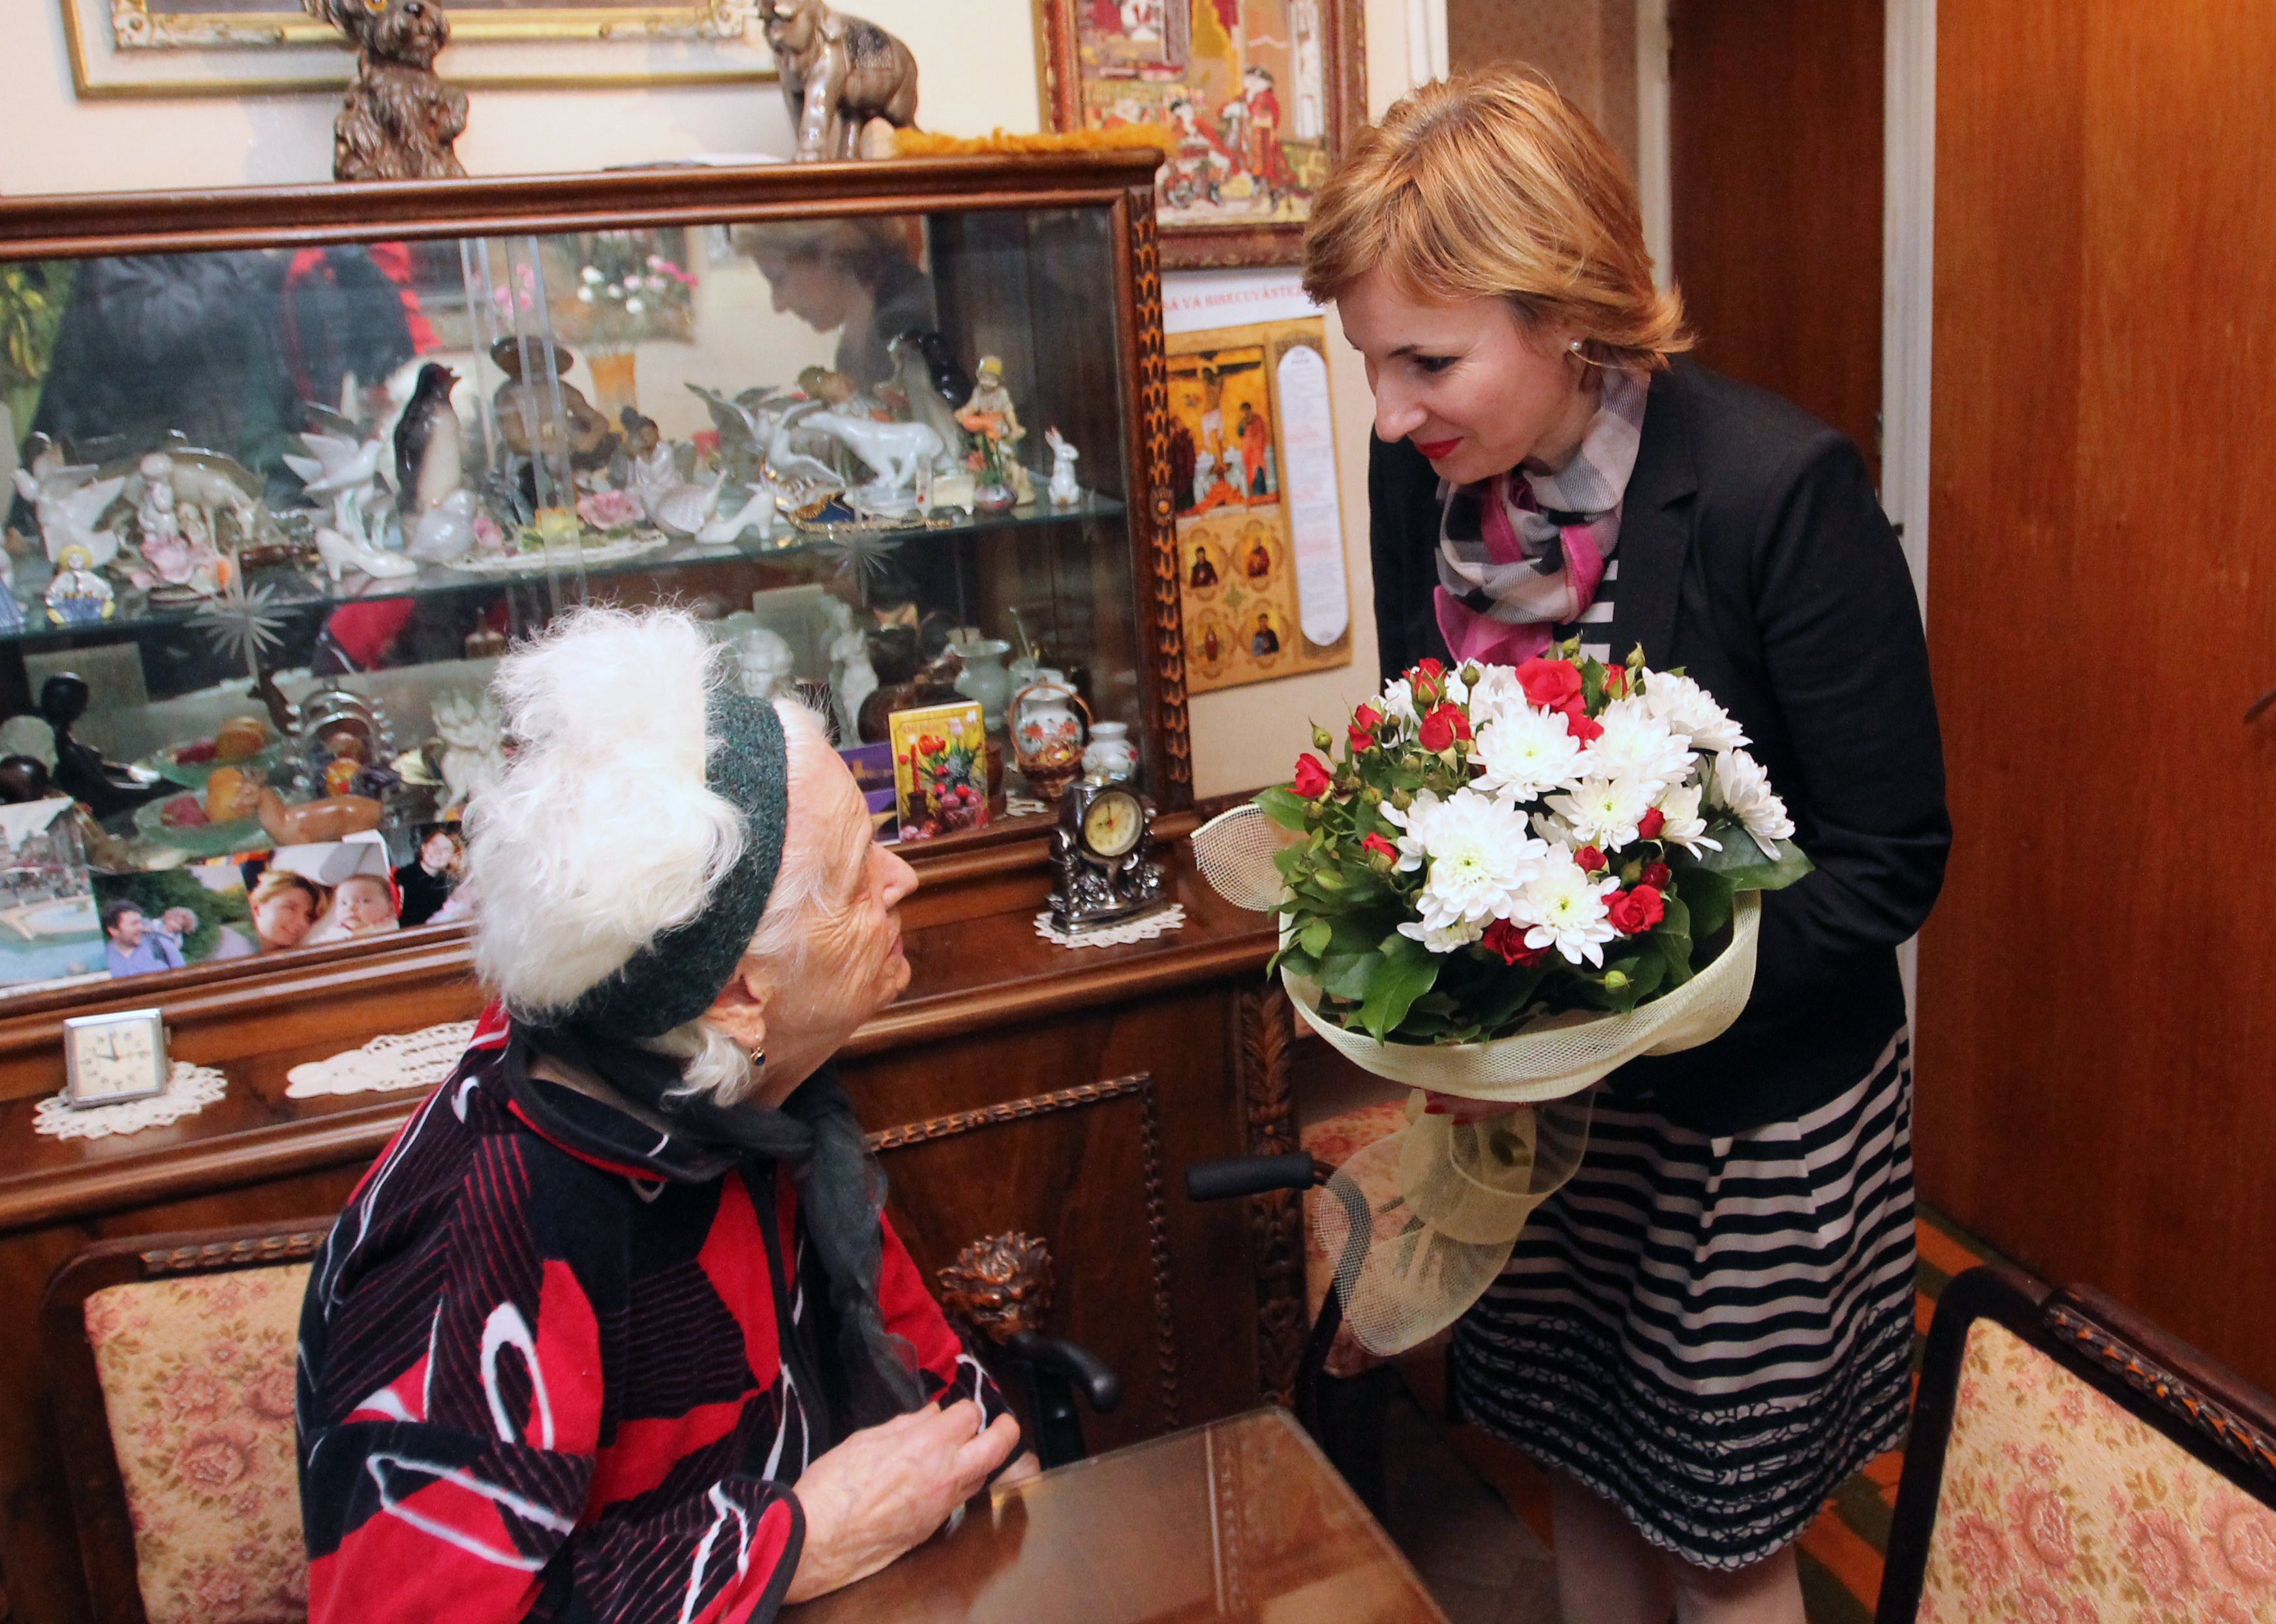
1879,1264 -> 2276,1623
41,1219 -> 329,1624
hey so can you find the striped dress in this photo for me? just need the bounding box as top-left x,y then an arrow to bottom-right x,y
1453,560 -> 1920,1571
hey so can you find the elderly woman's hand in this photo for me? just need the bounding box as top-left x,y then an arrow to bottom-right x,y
784,1400 -> 1022,1602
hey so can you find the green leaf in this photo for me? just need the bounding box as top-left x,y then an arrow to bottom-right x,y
1256,787 -> 1312,831
1680,866 -> 1734,940
1299,919 -> 1332,958
1651,893 -> 1695,987
1280,947 -> 1321,979
1694,827 -> 1815,893
1317,950 -> 1385,1000
1359,934 -> 1441,1039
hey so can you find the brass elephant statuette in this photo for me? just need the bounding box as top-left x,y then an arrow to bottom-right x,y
761,0 -> 919,162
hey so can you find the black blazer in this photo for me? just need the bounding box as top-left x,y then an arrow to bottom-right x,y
1368,360 -> 1950,1135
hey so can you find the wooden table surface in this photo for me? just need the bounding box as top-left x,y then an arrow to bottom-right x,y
785,1407 -> 1448,1624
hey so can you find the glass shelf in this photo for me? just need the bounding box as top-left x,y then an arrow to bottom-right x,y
0,491 -> 1126,651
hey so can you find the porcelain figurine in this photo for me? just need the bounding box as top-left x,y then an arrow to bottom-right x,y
762,0 -> 920,162
11,445 -> 125,570
394,362 -> 464,516
734,627 -> 799,702
408,487 -> 479,562
1012,677 -> 1089,801
826,598 -> 878,744
789,403 -> 943,494
316,490 -> 418,582
128,465 -> 230,596
490,339 -> 619,473
148,447 -> 264,547
40,673 -> 175,818
959,356 -> 1033,504
43,546 -> 114,628
697,485 -> 778,545
949,637 -> 1013,733
628,446 -> 726,538
321,0 -> 469,182
284,427 -> 388,500
1045,426 -> 1081,508
885,333 -> 969,462
431,688 -> 506,811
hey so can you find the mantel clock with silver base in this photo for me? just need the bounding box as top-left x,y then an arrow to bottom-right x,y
1047,779 -> 1169,935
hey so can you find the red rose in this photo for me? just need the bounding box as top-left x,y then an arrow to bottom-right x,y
1575,844 -> 1606,874
1481,918 -> 1546,966
1348,703 -> 1384,748
1641,862 -> 1672,889
1361,832 -> 1398,863
1292,752 -> 1333,798
1602,666 -> 1628,698
1607,884 -> 1666,935
1637,806 -> 1667,840
1516,656 -> 1584,712
1417,702 -> 1471,752
1565,710 -> 1605,743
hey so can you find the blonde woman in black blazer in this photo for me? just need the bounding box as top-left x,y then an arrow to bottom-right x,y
1306,70 -> 1948,1624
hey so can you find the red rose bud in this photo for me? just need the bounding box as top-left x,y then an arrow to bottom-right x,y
1348,703 -> 1384,747
1361,832 -> 1399,864
1575,845 -> 1606,874
1292,753 -> 1333,798
1409,658 -> 1445,703
1482,918 -> 1546,966
1641,862 -> 1672,889
1637,806 -> 1667,840
1607,884 -> 1667,935
1516,656 -> 1584,711
1418,709 -> 1454,752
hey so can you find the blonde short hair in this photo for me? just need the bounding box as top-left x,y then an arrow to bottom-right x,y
1302,69 -> 1689,371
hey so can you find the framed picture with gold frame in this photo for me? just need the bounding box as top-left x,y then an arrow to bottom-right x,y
1034,0 -> 1364,269
62,0 -> 777,98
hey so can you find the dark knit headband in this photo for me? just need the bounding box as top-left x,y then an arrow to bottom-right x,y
561,690 -> 788,1040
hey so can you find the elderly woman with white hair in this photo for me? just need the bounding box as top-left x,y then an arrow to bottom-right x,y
296,606 -> 1026,1623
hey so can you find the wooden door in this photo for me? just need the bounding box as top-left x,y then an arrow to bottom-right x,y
1669,0 -> 1884,480
1919,3 -> 2276,1389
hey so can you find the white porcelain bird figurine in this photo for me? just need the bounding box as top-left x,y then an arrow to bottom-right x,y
12,465 -> 127,568
283,429 -> 388,499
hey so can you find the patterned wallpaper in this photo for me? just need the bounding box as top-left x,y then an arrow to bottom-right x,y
1445,0 -> 1640,172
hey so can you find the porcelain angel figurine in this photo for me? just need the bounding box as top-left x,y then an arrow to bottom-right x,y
431,689 -> 506,812
826,597 -> 878,745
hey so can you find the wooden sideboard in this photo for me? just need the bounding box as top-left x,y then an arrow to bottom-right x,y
0,838 -> 1300,1624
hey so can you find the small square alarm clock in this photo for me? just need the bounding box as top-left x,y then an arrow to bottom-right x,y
62,1008 -> 170,1107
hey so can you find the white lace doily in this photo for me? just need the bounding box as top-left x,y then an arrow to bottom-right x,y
35,1062 -> 229,1141
285,1020 -> 478,1098
1033,903 -> 1186,949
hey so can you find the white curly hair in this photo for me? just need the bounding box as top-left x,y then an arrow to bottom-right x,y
468,604 -> 829,1103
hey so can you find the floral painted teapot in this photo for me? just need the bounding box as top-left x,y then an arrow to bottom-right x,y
1011,677 -> 1088,801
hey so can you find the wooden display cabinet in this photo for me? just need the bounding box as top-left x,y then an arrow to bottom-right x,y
0,158 -> 1304,1623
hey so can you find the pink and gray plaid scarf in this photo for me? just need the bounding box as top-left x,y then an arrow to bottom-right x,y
1433,367 -> 1647,666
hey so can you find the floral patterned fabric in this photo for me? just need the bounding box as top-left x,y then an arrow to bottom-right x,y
84,1263 -> 312,1624
1919,1317 -> 2276,1623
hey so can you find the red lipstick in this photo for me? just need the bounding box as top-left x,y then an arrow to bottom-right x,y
1414,438 -> 1460,460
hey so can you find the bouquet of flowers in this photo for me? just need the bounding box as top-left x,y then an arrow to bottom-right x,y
1262,645 -> 1809,1049
1195,643 -> 1811,1354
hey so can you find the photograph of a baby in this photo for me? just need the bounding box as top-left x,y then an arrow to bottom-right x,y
273,835 -> 400,947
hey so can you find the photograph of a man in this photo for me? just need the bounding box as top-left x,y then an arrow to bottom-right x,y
101,899 -> 185,979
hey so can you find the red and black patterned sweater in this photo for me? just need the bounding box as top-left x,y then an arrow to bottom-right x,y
296,1007 -> 1012,1624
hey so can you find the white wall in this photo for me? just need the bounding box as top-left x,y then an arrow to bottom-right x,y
0,1 -> 1045,194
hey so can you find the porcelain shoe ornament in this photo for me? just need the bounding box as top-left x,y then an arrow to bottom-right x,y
316,489 -> 417,581
698,484 -> 777,545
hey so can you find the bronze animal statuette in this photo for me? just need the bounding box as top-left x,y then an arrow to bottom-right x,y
761,0 -> 919,162
321,0 -> 469,182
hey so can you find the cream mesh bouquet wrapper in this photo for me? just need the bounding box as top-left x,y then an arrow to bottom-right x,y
1196,803 -> 1761,1354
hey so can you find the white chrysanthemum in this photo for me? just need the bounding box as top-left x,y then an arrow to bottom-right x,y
1441,666 -> 1470,704
1382,788 -> 1546,949
1651,780 -> 1721,855
1712,748 -> 1796,858
1642,670 -> 1749,753
1543,774 -> 1657,851
1572,697 -> 1693,793
1378,677 -> 1418,726
1462,664 -> 1530,728
1471,706 -> 1585,801
1510,851 -> 1622,966
1397,915 -> 1486,953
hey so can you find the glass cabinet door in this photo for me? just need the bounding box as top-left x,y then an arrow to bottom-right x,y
0,181 -> 1154,988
